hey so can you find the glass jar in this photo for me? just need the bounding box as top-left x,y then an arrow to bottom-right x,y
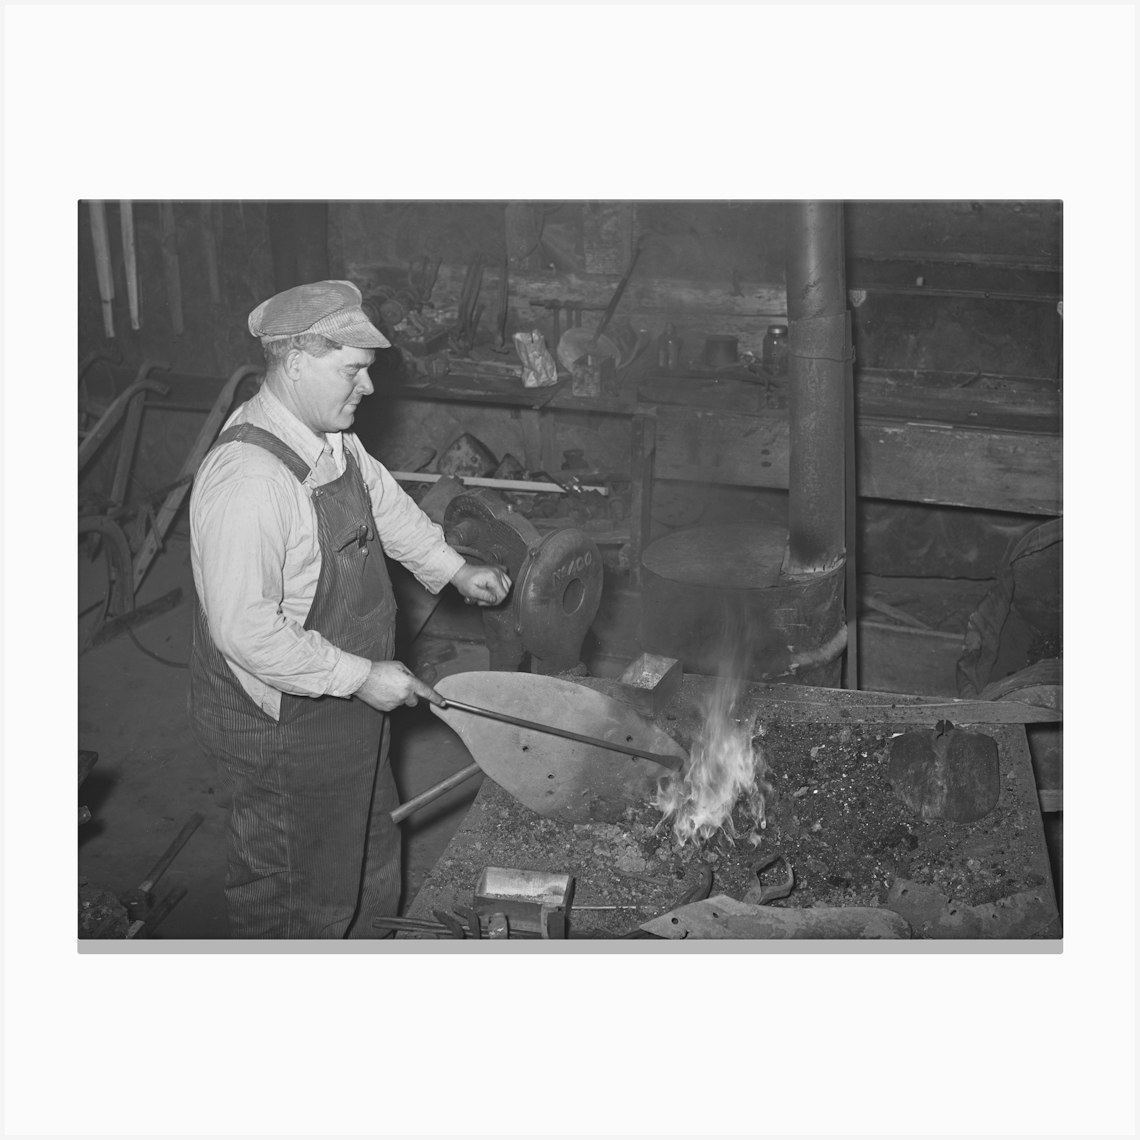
762,325 -> 789,376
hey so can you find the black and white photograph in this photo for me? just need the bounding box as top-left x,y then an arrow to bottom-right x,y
4,4 -> 1135,1139
75,198 -> 1066,944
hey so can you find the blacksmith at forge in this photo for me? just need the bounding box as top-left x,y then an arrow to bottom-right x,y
189,280 -> 511,939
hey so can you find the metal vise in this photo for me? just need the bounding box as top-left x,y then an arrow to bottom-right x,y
443,489 -> 603,674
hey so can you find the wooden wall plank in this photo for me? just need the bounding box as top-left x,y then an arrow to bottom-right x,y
654,408 -> 1061,515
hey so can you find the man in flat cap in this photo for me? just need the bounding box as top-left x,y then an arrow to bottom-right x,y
189,280 -> 510,939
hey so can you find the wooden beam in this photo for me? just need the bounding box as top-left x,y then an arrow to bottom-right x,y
653,407 -> 1061,515
857,370 -> 1060,433
741,682 -> 1062,725
348,259 -> 788,322
856,419 -> 1060,515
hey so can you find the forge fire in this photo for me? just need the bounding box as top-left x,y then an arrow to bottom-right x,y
655,675 -> 773,848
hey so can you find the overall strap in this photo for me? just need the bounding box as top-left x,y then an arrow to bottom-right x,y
213,423 -> 312,483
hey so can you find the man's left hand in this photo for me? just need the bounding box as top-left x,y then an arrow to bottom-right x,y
451,563 -> 511,607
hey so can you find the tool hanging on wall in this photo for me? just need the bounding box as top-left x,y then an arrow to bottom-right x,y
591,235 -> 643,348
491,256 -> 510,353
450,254 -> 485,354
119,200 -> 140,330
157,201 -> 184,336
89,200 -> 115,338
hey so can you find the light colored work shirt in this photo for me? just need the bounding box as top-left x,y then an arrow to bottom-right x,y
190,384 -> 465,719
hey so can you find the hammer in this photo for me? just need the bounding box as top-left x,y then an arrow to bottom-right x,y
120,813 -> 204,921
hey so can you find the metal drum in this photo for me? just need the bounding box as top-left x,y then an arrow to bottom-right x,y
639,521 -> 845,684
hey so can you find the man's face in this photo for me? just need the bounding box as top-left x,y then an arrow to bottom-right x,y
293,345 -> 376,434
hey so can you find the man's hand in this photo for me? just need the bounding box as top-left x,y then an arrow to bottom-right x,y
451,562 -> 512,607
355,660 -> 444,711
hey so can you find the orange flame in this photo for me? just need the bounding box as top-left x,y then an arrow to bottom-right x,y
656,674 -> 770,847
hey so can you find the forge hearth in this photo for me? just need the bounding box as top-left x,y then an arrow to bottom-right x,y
405,675 -> 1057,939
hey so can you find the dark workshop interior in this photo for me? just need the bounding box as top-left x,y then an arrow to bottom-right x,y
77,199 -> 1063,942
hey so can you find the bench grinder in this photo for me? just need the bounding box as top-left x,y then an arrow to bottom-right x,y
443,489 -> 603,674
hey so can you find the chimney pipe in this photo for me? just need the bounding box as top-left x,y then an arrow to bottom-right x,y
783,201 -> 850,575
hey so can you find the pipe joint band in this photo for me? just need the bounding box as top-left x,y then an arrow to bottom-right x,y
788,312 -> 853,363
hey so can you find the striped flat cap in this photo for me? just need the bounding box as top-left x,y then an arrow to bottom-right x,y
248,280 -> 390,348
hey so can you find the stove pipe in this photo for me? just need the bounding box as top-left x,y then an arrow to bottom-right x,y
783,201 -> 851,576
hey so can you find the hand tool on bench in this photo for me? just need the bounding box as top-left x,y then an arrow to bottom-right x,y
491,256 -> 511,353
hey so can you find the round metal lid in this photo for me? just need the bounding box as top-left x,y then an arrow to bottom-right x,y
640,521 -> 787,588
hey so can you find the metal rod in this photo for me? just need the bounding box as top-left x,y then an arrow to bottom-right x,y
389,470 -> 609,496
390,762 -> 482,824
138,813 -> 204,894
439,699 -> 684,771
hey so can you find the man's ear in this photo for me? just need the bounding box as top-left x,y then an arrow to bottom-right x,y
282,347 -> 306,382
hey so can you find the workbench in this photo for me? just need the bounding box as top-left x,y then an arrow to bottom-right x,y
403,675 -> 1060,940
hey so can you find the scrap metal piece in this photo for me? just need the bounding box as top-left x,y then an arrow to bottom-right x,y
640,895 -> 910,940
744,852 -> 795,905
884,878 -> 1058,939
618,653 -> 683,718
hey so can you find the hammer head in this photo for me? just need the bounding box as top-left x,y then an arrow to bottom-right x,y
119,887 -> 155,922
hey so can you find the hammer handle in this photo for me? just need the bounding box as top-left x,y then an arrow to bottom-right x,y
440,699 -> 683,771
390,762 -> 482,825
138,812 -> 204,893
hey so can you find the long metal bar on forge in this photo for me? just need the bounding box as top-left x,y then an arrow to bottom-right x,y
783,201 -> 850,575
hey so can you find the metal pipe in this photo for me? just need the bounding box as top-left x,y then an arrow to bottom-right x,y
783,201 -> 849,576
